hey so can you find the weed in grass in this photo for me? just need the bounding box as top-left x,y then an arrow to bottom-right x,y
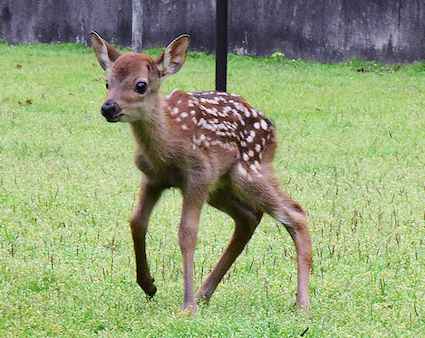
0,41 -> 424,336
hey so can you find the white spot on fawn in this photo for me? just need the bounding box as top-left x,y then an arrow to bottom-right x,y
238,163 -> 247,176
198,118 -> 206,127
246,135 -> 254,143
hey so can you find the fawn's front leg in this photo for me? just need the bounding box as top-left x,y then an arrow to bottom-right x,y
178,186 -> 207,314
130,181 -> 163,297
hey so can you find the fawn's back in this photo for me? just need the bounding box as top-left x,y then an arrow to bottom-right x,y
161,89 -> 277,183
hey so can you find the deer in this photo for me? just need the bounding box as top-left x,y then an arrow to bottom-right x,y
91,31 -> 312,314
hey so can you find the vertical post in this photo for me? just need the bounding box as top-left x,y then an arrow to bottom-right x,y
215,0 -> 228,92
132,0 -> 143,52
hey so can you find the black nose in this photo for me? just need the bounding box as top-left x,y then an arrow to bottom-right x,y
101,99 -> 122,122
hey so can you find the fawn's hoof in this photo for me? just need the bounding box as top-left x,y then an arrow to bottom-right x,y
146,287 -> 157,299
145,284 -> 157,299
138,278 -> 157,298
296,297 -> 311,309
182,302 -> 197,316
194,289 -> 211,304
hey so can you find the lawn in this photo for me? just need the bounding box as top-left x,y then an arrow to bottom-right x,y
0,41 -> 424,337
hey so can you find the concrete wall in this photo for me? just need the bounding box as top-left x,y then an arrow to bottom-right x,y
132,0 -> 216,53
0,0 -> 132,46
1,0 -> 425,63
226,0 -> 425,63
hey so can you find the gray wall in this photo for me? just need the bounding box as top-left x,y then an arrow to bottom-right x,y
0,0 -> 132,46
226,0 -> 425,63
131,0 -> 216,54
1,0 -> 425,63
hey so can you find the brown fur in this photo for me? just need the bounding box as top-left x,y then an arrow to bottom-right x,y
91,32 -> 312,314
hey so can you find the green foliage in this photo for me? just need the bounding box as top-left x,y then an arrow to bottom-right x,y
1,42 -> 425,337
271,51 -> 285,61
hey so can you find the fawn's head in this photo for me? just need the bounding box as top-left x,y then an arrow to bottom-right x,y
91,32 -> 190,123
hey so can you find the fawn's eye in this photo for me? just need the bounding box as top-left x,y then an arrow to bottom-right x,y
135,82 -> 148,95
105,82 -> 109,89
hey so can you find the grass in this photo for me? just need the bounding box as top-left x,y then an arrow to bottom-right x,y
0,40 -> 424,337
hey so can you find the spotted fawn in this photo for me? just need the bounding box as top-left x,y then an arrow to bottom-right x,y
92,32 -> 312,314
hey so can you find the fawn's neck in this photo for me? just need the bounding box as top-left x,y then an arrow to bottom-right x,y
130,94 -> 171,161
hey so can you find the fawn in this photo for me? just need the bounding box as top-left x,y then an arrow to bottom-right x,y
91,32 -> 312,314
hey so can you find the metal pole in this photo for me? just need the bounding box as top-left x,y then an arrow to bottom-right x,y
215,0 -> 228,92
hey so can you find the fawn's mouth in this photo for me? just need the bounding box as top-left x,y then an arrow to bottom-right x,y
105,115 -> 122,123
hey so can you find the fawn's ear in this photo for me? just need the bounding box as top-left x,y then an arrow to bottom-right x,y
155,35 -> 190,78
91,31 -> 121,74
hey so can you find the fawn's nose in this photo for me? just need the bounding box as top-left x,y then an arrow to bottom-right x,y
101,99 -> 122,122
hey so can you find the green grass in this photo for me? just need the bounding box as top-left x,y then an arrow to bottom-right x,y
1,40 -> 425,337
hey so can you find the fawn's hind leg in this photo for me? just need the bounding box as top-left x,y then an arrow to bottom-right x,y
195,187 -> 263,303
271,197 -> 312,308
232,164 -> 312,308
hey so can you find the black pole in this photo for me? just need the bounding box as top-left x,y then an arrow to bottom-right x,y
215,0 -> 228,92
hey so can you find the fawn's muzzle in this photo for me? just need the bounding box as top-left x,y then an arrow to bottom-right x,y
101,99 -> 122,122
